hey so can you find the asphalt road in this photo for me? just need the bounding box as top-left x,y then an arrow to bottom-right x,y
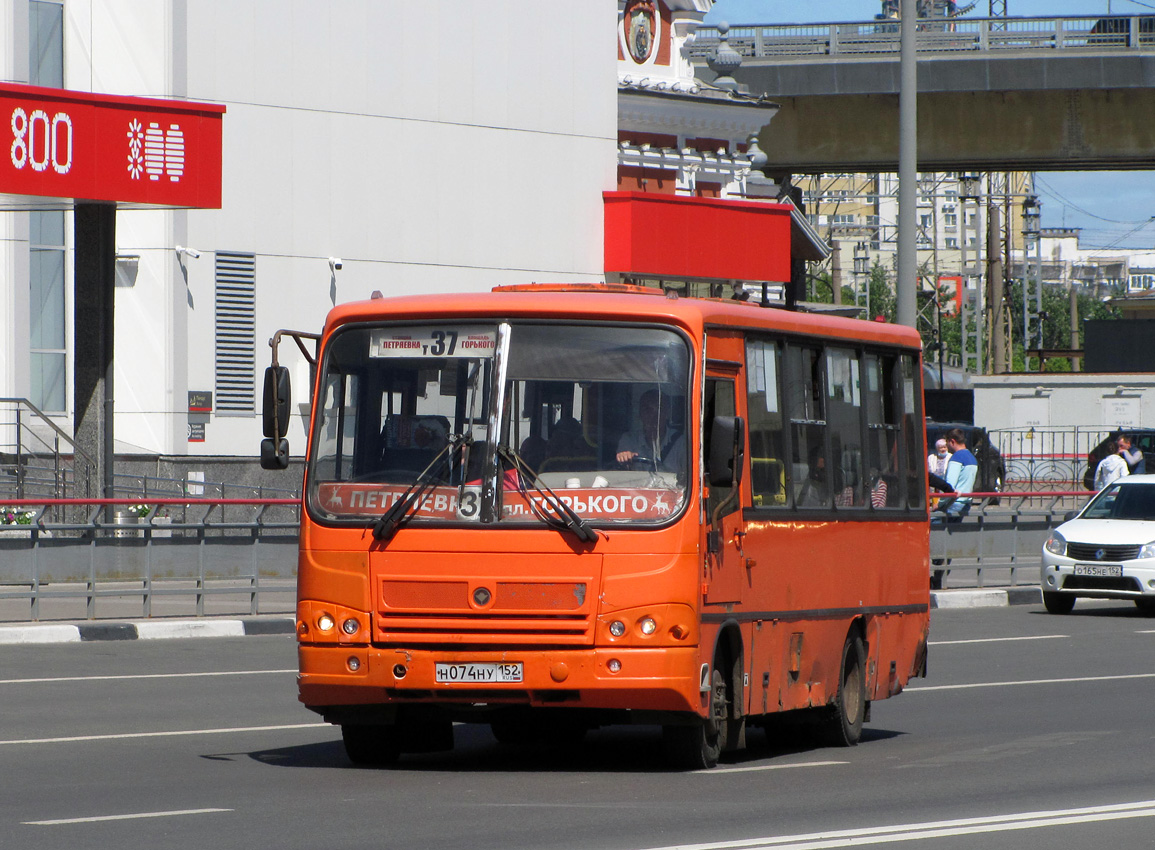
3,600 -> 1155,850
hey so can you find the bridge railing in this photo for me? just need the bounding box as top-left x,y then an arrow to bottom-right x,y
694,16 -> 1155,60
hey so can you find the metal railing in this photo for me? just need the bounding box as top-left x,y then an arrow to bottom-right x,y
693,15 -> 1155,60
0,489 -> 1092,620
929,490 -> 1088,590
0,498 -> 299,622
994,426 -> 1110,492
0,397 -> 97,501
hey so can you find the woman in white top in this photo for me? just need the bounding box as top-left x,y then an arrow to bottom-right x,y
927,439 -> 951,479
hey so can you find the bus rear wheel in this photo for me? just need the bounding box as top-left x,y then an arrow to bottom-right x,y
822,633 -> 866,748
341,724 -> 401,766
662,668 -> 726,769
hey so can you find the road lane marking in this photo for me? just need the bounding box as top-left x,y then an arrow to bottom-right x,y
637,800 -> 1155,849
0,722 -> 328,746
25,808 -> 232,826
907,671 -> 1155,693
929,634 -> 1066,645
699,761 -> 847,775
0,669 -> 296,685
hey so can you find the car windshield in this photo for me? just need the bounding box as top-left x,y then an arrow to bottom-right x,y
1082,482 -> 1155,520
306,321 -> 691,527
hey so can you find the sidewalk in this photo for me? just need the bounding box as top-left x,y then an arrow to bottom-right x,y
0,587 -> 1044,645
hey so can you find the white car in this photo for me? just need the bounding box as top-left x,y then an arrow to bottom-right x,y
1041,475 -> 1155,615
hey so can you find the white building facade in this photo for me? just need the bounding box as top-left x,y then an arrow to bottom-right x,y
1,0 -> 618,462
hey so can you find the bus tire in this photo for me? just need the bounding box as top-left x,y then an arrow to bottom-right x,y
1043,591 -> 1076,615
662,668 -> 726,769
822,632 -> 866,748
341,724 -> 401,766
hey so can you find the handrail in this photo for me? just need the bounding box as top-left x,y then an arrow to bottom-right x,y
0,396 -> 97,468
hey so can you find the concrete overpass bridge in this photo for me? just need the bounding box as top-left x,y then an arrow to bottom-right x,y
692,14 -> 1155,174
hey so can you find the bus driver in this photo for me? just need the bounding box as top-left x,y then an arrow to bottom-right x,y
616,388 -> 685,475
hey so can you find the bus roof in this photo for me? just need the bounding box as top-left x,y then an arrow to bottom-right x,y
322,284 -> 924,351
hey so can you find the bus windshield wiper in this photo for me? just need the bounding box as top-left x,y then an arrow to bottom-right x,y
373,435 -> 470,542
497,446 -> 596,544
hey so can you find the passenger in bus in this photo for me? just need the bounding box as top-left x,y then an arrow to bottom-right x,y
540,416 -> 597,472
615,389 -> 685,475
796,446 -> 830,507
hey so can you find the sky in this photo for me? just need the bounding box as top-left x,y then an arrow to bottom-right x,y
703,0 -> 1155,249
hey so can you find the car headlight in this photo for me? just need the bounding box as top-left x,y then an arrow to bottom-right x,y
1044,530 -> 1067,557
1139,540 -> 1155,560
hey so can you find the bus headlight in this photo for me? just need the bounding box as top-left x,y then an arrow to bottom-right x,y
639,617 -> 657,636
317,613 -> 335,632
342,617 -> 360,635
609,620 -> 626,637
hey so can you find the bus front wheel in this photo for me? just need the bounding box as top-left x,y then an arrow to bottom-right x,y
822,633 -> 866,747
662,668 -> 726,769
341,724 -> 401,766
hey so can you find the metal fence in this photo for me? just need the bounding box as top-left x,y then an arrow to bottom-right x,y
993,427 -> 1111,491
693,15 -> 1155,59
0,491 -> 1084,622
929,491 -> 1088,590
0,499 -> 299,622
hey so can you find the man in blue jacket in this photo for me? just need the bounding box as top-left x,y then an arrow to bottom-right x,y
930,428 -> 979,589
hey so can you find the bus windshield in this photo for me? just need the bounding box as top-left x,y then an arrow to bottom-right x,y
307,321 -> 691,528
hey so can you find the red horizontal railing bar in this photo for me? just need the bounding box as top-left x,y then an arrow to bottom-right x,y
0,498 -> 299,506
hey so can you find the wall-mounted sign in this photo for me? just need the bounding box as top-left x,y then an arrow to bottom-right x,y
1,82 -> 224,208
187,422 -> 206,443
188,391 -> 213,412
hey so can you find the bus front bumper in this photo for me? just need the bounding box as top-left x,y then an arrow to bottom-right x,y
298,644 -> 705,715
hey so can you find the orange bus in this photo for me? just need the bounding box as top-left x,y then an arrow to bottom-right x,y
263,283 -> 930,769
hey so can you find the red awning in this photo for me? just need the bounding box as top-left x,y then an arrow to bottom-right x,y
604,191 -> 796,283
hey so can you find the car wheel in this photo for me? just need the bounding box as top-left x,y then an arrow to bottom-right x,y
1134,598 -> 1155,616
1042,591 -> 1076,615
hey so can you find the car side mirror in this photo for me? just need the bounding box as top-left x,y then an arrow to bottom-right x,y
708,415 -> 744,488
1063,509 -> 1080,522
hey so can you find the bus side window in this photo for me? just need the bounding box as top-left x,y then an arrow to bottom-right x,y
745,337 -> 787,507
785,344 -> 827,508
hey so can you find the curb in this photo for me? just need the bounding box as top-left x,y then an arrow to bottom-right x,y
0,616 -> 296,645
931,586 -> 1042,609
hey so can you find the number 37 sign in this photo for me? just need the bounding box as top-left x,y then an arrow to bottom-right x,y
1,81 -> 223,209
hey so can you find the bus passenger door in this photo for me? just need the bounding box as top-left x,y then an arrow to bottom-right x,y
704,370 -> 746,605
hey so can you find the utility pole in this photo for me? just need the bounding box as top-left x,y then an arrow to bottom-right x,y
1070,285 -> 1081,371
831,240 -> 843,305
986,204 -> 1007,373
897,0 -> 918,329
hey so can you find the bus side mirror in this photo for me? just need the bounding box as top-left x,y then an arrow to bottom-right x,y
260,366 -> 291,470
708,415 -> 744,488
261,437 -> 290,470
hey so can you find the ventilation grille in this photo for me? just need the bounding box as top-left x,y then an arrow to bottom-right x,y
214,251 -> 256,413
